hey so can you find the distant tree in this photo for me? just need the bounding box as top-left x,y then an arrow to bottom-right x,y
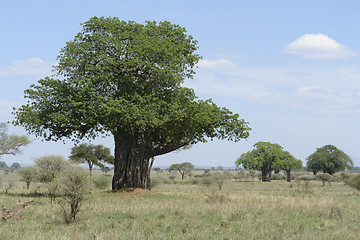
101,166 -> 111,174
275,151 -> 303,182
0,122 -> 30,158
353,166 -> 360,172
168,162 -> 194,180
236,142 -> 285,182
11,162 -> 21,169
18,167 -> 38,189
35,155 -> 67,183
0,161 -> 8,169
213,171 -> 232,191
70,143 -> 114,174
306,145 -> 353,175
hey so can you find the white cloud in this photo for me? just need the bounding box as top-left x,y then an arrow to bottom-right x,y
297,86 -> 334,98
284,34 -> 357,59
197,59 -> 234,69
190,57 -> 360,117
0,58 -> 53,76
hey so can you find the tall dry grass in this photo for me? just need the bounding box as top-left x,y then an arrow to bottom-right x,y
0,170 -> 359,239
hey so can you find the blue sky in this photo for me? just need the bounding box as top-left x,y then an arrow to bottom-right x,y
1,0 -> 360,167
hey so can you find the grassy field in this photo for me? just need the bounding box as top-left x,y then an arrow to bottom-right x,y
0,170 -> 360,240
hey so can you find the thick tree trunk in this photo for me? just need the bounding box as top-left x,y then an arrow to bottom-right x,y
111,130 -> 188,190
261,166 -> 272,182
286,170 -> 291,182
112,131 -> 151,190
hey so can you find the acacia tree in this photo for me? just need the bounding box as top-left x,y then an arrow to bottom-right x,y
70,143 -> 113,174
236,142 -> 294,182
0,122 -> 30,158
12,17 -> 250,190
306,145 -> 353,175
168,162 -> 194,180
18,167 -> 38,189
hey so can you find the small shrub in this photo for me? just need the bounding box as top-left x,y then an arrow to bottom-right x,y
235,171 -> 250,181
201,176 -> 213,187
55,165 -> 91,223
316,173 -> 333,186
296,175 -> 314,193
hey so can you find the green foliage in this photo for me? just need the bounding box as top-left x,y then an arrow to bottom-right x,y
54,165 -> 91,223
0,161 -> 8,169
306,145 -> 353,175
70,143 -> 113,173
12,17 -> 250,189
347,174 -> 360,191
316,173 -> 333,186
101,166 -> 111,174
10,162 -> 21,169
236,142 -> 298,182
168,162 -> 194,180
18,167 -> 38,189
212,171 -> 232,190
0,122 -> 30,158
339,172 -> 352,184
35,155 -> 67,183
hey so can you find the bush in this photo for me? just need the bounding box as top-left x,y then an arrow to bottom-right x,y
54,165 -> 91,223
339,172 -> 352,184
347,174 -> 360,191
315,173 -> 333,186
201,176 -> 213,187
295,175 -> 314,193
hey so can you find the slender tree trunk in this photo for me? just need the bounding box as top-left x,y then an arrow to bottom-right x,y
286,170 -> 291,182
112,131 -> 151,190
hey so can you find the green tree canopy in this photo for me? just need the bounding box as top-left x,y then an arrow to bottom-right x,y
70,143 -> 113,173
236,142 -> 297,182
0,122 -> 30,158
275,151 -> 303,182
11,162 -> 21,169
306,145 -> 353,175
18,167 -> 38,189
12,17 -> 250,189
0,161 -> 8,169
168,162 -> 194,180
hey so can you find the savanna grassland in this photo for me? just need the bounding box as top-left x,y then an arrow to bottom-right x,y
1,170 -> 360,240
